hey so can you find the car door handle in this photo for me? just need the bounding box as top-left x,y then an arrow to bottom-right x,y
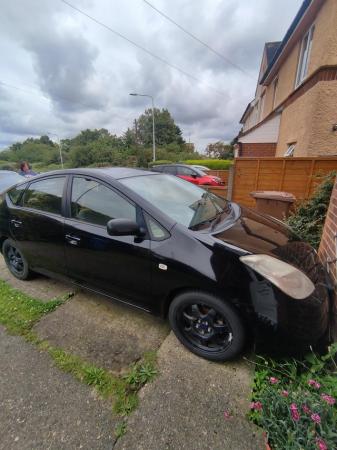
11,219 -> 22,228
65,234 -> 81,245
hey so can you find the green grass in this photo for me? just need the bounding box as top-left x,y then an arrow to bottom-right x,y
0,279 -> 158,420
0,280 -> 67,334
114,421 -> 127,438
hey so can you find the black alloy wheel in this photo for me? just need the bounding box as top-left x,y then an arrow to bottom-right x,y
169,291 -> 245,361
3,239 -> 31,280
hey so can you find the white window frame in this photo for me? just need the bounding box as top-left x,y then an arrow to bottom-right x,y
295,25 -> 315,88
284,143 -> 296,157
272,76 -> 279,109
259,92 -> 266,121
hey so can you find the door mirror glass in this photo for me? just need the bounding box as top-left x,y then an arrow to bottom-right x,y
107,218 -> 145,237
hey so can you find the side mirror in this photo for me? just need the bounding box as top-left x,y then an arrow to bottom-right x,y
107,218 -> 145,237
191,173 -> 197,178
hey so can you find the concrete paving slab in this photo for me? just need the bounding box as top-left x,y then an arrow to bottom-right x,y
0,326 -> 116,450
0,257 -> 74,302
115,332 -> 263,450
34,291 -> 170,373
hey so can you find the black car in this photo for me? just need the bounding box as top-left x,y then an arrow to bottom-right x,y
0,168 -> 332,361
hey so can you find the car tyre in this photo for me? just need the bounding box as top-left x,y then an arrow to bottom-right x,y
2,239 -> 33,280
169,291 -> 245,361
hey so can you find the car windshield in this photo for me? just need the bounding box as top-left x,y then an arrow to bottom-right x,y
120,174 -> 228,228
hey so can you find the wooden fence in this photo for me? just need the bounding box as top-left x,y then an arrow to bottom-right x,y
232,157 -> 337,207
208,170 -> 229,184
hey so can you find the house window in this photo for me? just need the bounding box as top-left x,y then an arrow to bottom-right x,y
272,77 -> 279,108
295,25 -> 315,88
284,143 -> 296,157
259,93 -> 265,121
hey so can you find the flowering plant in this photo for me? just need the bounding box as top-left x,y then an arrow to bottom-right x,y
249,344 -> 337,450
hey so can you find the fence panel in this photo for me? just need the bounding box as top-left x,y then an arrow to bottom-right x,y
207,169 -> 229,184
232,157 -> 337,207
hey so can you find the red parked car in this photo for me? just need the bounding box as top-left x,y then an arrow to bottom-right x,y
152,164 -> 223,186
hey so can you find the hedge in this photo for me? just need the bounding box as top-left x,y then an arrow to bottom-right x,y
183,160 -> 233,170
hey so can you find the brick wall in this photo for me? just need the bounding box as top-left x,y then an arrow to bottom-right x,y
239,143 -> 277,157
319,177 -> 337,285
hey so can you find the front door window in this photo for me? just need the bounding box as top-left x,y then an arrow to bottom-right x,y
71,177 -> 136,226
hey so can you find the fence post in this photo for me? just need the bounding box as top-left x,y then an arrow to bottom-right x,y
227,164 -> 235,201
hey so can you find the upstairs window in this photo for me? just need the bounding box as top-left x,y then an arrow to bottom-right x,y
284,143 -> 296,157
272,77 -> 279,109
295,25 -> 315,88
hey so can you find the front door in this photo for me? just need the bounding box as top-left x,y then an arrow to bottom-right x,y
176,166 -> 199,184
8,176 -> 67,276
64,176 -> 151,308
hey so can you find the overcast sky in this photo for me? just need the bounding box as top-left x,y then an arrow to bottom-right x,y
0,0 -> 303,152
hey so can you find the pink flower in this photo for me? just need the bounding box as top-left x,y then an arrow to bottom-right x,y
290,403 -> 300,421
269,377 -> 279,384
302,404 -> 311,414
321,393 -> 336,405
311,413 -> 321,424
250,401 -> 263,411
281,390 -> 289,397
316,437 -> 328,450
308,379 -> 321,389
223,410 -> 232,420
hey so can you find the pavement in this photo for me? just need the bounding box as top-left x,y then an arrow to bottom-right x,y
0,326 -> 116,450
0,257 -> 263,450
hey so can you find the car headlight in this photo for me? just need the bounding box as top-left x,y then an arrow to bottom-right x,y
239,254 -> 315,300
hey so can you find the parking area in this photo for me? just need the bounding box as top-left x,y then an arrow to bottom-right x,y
0,257 -> 263,450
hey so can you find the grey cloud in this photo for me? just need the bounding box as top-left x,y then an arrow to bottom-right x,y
0,0 -> 303,151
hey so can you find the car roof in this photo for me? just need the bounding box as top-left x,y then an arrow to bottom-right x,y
28,167 -> 157,180
0,170 -> 21,175
153,164 -> 192,168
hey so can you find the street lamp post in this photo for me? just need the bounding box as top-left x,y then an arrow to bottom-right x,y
47,132 -> 64,168
129,93 -> 156,162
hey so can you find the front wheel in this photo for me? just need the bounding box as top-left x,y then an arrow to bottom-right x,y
169,291 -> 245,361
2,239 -> 32,280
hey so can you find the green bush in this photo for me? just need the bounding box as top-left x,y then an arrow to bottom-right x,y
287,171 -> 336,249
0,160 -> 17,171
250,344 -> 337,450
148,160 -> 172,167
183,159 -> 233,170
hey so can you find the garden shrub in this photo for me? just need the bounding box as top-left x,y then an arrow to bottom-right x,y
250,344 -> 337,450
286,172 -> 336,249
183,159 -> 233,170
148,160 -> 173,167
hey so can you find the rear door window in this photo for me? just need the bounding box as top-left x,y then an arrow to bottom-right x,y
22,177 -> 65,215
164,166 -> 177,175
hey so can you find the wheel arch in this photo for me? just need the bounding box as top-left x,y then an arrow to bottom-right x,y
161,285 -> 246,318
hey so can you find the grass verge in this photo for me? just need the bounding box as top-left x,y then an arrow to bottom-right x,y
0,279 -> 158,427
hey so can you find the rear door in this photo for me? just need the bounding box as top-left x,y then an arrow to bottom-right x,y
8,176 -> 67,275
63,176 -> 152,307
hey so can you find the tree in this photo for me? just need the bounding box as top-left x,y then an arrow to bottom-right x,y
136,108 -> 185,147
205,141 -> 234,159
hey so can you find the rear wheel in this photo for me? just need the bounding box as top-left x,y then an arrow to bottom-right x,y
2,239 -> 32,280
169,291 -> 245,361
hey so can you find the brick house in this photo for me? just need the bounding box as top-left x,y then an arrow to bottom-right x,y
237,0 -> 337,158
